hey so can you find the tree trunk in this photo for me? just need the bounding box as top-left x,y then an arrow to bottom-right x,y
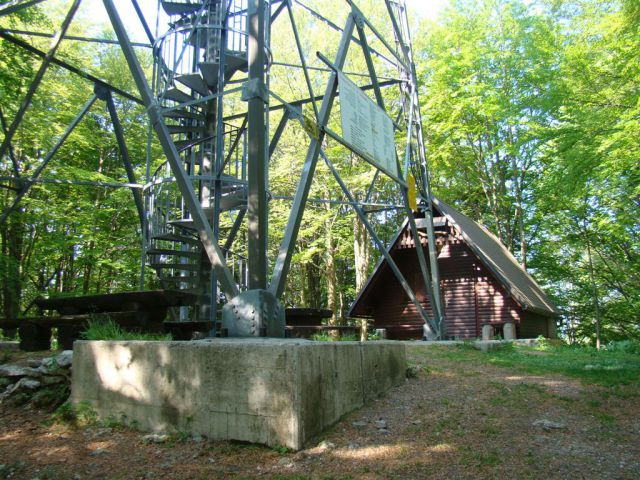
584,220 -> 602,349
353,215 -> 370,340
0,208 -> 24,337
324,202 -> 339,332
303,251 -> 321,309
510,153 -> 527,269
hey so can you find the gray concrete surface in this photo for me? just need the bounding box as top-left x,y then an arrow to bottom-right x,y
71,338 -> 406,450
503,322 -> 516,340
0,341 -> 19,351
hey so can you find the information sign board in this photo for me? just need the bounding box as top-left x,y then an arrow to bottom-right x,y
338,72 -> 400,182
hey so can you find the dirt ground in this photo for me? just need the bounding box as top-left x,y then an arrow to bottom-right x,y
1,344 -> 639,479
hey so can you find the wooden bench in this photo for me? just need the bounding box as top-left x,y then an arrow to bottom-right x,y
284,308 -> 351,339
1,290 -> 203,351
285,324 -> 359,339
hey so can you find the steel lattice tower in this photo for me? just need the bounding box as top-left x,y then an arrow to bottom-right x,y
0,0 -> 446,339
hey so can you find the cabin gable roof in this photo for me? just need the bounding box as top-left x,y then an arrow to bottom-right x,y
349,197 -> 559,318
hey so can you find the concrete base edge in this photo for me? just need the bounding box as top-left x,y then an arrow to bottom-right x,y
71,339 -> 406,450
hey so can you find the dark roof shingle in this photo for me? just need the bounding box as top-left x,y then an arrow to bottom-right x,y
432,197 -> 559,316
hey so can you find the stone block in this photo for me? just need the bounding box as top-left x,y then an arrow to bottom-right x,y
503,322 -> 516,340
72,338 -> 405,450
0,341 -> 19,351
481,324 -> 494,341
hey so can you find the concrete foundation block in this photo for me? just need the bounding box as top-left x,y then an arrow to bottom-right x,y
503,322 -> 516,340
481,324 -> 494,341
71,338 -> 405,450
0,341 -> 19,351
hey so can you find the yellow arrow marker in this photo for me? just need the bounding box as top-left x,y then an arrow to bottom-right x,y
301,114 -> 320,141
407,173 -> 417,211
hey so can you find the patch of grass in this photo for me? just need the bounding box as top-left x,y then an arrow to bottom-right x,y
271,476 -> 311,480
51,400 -> 98,426
525,450 -> 535,465
434,411 -> 463,436
587,399 -> 602,408
271,444 -> 290,454
594,412 -> 616,426
408,342 -> 640,391
475,450 -> 501,467
489,395 -> 507,407
487,344 -> 640,388
81,315 -> 172,341
310,331 -> 359,342
606,340 -> 640,355
406,363 -> 431,378
455,341 -> 477,352
0,460 -> 26,479
480,425 -> 500,437
32,466 -> 75,480
460,447 -> 502,468
31,384 -> 70,410
409,344 -> 485,364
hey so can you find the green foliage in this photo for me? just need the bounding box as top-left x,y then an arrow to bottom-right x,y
310,331 -> 359,342
417,0 -> 639,345
0,0 -> 637,349
52,400 -> 98,426
271,445 -> 291,454
605,340 -> 640,355
367,330 -> 381,341
407,362 -> 433,378
31,384 -> 70,410
411,343 -> 639,388
0,329 -> 17,341
488,344 -> 640,387
81,316 -> 171,341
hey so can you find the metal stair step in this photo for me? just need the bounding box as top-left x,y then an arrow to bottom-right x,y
168,219 -> 198,230
164,88 -> 194,104
150,263 -> 201,272
167,124 -> 206,135
198,54 -> 247,87
147,248 -> 201,259
161,1 -> 203,16
163,109 -> 205,121
220,188 -> 247,211
187,31 -> 211,51
175,73 -> 210,97
152,233 -> 201,246
177,288 -> 211,296
173,139 -> 199,151
168,215 -> 241,230
226,52 -> 249,73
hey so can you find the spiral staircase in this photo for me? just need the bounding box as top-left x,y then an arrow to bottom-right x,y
144,0 -> 251,325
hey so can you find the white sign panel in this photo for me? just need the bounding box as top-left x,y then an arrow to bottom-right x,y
338,71 -> 399,181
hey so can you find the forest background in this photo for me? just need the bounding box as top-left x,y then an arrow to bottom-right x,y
0,0 -> 637,345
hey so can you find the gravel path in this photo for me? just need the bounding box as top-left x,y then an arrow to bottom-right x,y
1,344 -> 639,479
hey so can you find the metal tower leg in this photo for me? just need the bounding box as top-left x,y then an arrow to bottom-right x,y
246,0 -> 268,291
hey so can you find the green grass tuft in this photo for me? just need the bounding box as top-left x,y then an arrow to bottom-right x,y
310,331 -> 359,342
81,315 -> 172,341
487,344 -> 640,387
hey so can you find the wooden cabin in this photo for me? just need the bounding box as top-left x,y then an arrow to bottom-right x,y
349,197 -> 559,340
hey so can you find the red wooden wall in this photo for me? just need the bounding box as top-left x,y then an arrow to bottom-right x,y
371,234 -> 523,340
